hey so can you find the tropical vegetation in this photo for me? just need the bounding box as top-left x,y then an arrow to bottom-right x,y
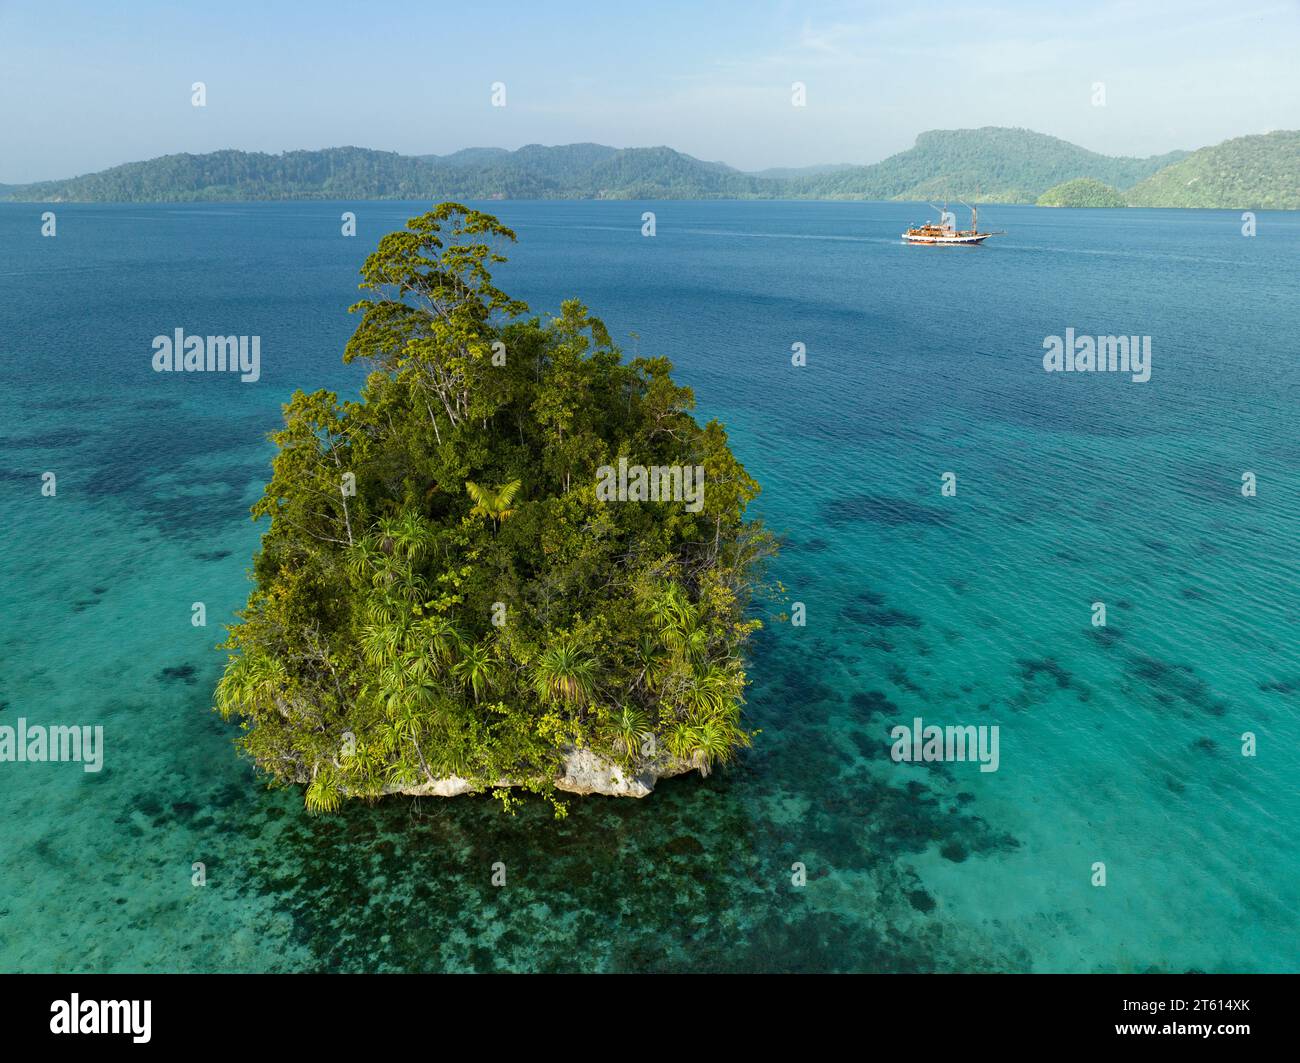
1125,131 -> 1300,210
11,128 -> 1289,208
794,127 -> 1186,203
213,204 -> 775,813
10,127 -> 1285,206
1037,177 -> 1127,208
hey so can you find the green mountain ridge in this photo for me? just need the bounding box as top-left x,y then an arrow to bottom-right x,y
795,127 -> 1188,202
3,128 -> 1293,207
748,162 -> 859,180
1124,131 -> 1300,210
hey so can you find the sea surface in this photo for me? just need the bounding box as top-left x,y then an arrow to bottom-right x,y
1,200 -> 1296,973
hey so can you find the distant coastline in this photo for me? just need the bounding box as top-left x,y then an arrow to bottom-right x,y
5,127 -> 1295,210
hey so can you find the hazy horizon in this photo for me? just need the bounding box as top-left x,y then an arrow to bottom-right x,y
0,128 -> 1231,188
2,0 -> 1296,184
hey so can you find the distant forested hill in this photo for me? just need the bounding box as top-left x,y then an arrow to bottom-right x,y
1037,177 -> 1128,207
7,147 -> 440,202
1124,132 -> 1299,209
3,144 -> 779,202
585,147 -> 774,197
3,128 -> 1292,207
749,163 -> 859,180
795,127 -> 1186,202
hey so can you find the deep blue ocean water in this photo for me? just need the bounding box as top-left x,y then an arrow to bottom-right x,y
1,200 -> 1296,972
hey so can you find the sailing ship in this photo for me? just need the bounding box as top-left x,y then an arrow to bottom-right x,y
902,200 -> 1004,245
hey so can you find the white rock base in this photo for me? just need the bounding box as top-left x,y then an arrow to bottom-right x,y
389,746 -> 698,798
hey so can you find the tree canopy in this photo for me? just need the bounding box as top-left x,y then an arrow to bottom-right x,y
214,203 -> 775,813
1036,177 -> 1127,207
1125,131 -> 1300,210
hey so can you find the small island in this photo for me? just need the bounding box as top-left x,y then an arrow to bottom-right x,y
1036,177 -> 1127,208
215,204 -> 775,813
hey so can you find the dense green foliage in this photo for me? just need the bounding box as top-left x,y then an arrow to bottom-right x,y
214,204 -> 774,813
1125,132 -> 1300,209
796,128 -> 1186,202
9,148 -> 444,202
1037,177 -> 1127,207
421,144 -> 774,199
9,128 -> 1289,207
7,144 -> 777,202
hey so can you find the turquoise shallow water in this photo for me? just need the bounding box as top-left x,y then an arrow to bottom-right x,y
1,200 -> 1297,972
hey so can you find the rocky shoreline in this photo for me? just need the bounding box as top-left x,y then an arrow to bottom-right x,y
387,746 -> 699,799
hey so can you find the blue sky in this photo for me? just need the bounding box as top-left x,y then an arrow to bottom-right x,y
1,0 -> 1296,182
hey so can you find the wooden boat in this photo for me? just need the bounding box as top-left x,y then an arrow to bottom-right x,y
903,200 -> 1004,245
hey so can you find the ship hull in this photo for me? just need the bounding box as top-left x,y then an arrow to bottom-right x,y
901,233 -> 990,245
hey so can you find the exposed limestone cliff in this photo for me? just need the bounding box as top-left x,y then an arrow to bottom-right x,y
389,745 -> 699,798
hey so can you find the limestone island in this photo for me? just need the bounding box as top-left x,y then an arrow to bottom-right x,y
215,204 -> 775,814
